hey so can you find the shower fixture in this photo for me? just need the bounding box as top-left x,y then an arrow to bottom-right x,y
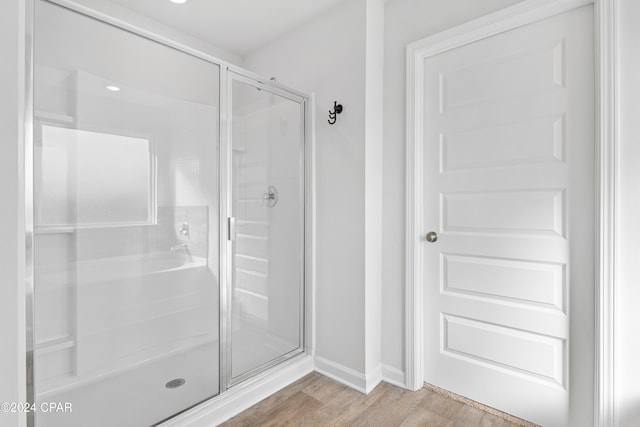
179,222 -> 190,237
263,185 -> 279,208
170,242 -> 190,252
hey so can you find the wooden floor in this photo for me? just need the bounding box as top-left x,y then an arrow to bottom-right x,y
221,372 -> 524,427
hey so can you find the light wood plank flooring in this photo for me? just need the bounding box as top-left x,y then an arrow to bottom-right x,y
221,372 -> 525,426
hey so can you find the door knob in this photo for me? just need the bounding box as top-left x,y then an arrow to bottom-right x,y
425,231 -> 438,242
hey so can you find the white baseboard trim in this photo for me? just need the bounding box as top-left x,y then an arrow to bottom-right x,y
160,354 -> 313,427
314,356 -> 367,393
364,364 -> 383,394
381,364 -> 406,389
314,356 -> 382,394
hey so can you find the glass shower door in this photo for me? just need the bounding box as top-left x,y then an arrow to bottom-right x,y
32,2 -> 220,426
228,74 -> 305,383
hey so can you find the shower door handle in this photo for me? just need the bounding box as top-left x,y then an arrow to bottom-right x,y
227,217 -> 236,241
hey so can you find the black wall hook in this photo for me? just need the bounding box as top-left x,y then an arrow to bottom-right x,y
328,101 -> 343,125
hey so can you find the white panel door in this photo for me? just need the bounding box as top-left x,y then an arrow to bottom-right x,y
422,6 -> 594,427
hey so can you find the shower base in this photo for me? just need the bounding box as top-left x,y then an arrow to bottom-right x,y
35,340 -> 219,427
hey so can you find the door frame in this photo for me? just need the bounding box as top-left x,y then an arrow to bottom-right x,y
404,0 -> 618,425
221,70 -> 308,390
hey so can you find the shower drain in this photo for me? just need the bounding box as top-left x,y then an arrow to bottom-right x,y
165,378 -> 186,389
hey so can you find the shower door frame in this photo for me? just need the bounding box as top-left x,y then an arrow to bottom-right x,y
24,1 -> 313,425
221,70 -> 307,390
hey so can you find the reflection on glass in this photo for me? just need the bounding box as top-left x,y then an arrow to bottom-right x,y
230,78 -> 303,380
37,126 -> 154,227
33,2 -> 220,426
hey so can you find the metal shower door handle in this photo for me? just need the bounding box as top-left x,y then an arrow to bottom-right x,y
227,217 -> 236,241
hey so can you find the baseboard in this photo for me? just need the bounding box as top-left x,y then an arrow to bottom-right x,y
314,356 -> 382,394
381,364 -> 405,389
364,364 -> 382,394
314,356 -> 367,393
159,354 -> 313,427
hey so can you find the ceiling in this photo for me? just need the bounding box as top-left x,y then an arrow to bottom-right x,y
108,0 -> 350,56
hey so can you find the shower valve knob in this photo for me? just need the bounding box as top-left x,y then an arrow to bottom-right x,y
179,222 -> 190,236
262,186 -> 279,208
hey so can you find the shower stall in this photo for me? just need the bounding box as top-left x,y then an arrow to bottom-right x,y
28,1 -> 309,426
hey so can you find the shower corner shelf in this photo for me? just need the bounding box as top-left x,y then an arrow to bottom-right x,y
34,110 -> 75,124
36,336 -> 76,355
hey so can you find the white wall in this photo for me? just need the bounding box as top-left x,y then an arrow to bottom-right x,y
0,0 -> 26,426
617,0 -> 640,425
364,0 -> 384,386
243,0 -> 384,392
69,0 -> 242,66
381,0 -> 525,377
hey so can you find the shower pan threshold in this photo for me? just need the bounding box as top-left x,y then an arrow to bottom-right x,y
159,353 -> 313,427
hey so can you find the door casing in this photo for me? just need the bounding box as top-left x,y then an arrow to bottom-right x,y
404,0 -> 618,425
